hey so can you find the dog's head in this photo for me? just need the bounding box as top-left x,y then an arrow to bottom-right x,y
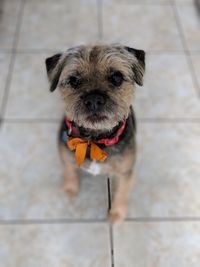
45,44 -> 145,131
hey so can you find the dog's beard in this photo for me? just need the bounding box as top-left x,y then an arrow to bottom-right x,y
77,116 -> 117,131
66,109 -> 128,132
64,97 -> 130,131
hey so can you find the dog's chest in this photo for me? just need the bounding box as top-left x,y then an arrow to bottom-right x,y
81,160 -> 105,175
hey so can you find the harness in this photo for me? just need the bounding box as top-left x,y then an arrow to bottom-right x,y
62,117 -> 126,166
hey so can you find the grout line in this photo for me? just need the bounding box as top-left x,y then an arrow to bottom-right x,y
0,49 -> 16,118
10,0 -> 26,51
1,216 -> 200,226
0,0 -> 26,119
1,118 -> 200,125
0,48 -> 63,54
101,1 -> 172,6
137,118 -> 200,123
97,0 -> 103,41
0,218 -> 107,225
146,50 -> 200,55
171,0 -> 200,97
107,178 -> 115,267
101,0 -> 195,6
0,49 -> 13,54
1,118 -> 61,124
125,216 -> 200,222
107,178 -> 112,211
109,224 -> 115,267
1,49 -> 200,55
174,1 -> 199,6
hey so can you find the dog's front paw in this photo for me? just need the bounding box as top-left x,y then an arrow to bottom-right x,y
64,179 -> 79,198
108,206 -> 126,224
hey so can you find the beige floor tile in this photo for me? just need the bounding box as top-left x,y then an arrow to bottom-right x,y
0,0 -> 21,49
134,54 -> 200,119
126,123 -> 200,217
5,53 -> 64,119
177,4 -> 200,51
191,54 -> 200,89
0,223 -> 110,267
0,123 -> 108,220
18,0 -> 98,50
0,53 -> 11,109
102,3 -> 183,51
114,222 -> 200,267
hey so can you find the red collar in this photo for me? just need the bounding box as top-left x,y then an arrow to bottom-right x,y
65,117 -> 126,147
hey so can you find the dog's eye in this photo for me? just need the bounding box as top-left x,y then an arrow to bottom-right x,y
68,76 -> 81,88
108,71 -> 124,87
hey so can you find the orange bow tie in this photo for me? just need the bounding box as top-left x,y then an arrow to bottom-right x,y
67,138 -> 108,166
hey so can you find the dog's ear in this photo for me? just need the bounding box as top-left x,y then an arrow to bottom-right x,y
45,53 -> 63,92
124,46 -> 145,86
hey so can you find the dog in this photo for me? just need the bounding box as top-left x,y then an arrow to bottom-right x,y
45,44 -> 145,223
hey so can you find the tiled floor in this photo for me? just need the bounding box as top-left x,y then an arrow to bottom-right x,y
0,0 -> 200,266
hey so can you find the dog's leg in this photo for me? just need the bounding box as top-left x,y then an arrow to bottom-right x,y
108,152 -> 135,223
59,143 -> 79,198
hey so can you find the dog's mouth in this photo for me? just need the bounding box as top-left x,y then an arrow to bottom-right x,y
86,114 -> 108,123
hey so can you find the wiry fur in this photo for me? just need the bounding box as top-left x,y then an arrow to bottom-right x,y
46,44 -> 145,131
45,44 -> 145,223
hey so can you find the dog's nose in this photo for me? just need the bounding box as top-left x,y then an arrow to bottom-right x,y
83,93 -> 106,112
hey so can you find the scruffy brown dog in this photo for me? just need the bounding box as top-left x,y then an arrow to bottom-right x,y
45,44 -> 145,223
